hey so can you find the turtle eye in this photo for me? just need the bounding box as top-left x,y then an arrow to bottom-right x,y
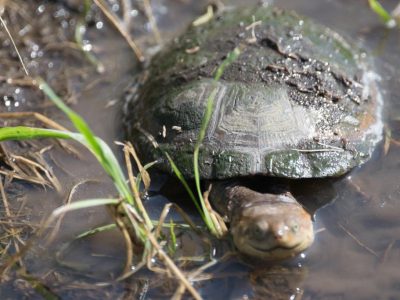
250,224 -> 267,240
291,224 -> 299,233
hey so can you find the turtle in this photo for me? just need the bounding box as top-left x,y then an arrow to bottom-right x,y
124,5 -> 383,261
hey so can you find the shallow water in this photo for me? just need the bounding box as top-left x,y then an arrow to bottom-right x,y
1,0 -> 400,299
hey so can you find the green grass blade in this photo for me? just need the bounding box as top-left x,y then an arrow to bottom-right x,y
192,47 -> 241,236
0,127 -> 71,141
38,78 -> 105,162
37,79 -> 134,205
165,152 -> 204,219
368,0 -> 395,25
168,219 -> 177,256
213,47 -> 242,81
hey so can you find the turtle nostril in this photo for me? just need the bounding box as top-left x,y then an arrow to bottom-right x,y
274,228 -> 285,240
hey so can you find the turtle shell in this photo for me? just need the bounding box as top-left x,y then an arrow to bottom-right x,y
124,5 -> 383,179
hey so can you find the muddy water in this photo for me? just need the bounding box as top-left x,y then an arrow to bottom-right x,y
1,0 -> 400,299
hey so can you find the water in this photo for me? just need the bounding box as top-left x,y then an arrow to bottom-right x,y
1,0 -> 400,299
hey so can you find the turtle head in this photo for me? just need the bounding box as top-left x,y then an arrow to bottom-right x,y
230,193 -> 314,261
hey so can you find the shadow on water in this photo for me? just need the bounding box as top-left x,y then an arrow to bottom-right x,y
1,0 -> 400,299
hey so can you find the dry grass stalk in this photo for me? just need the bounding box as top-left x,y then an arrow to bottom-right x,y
110,203 -> 135,275
119,141 -> 153,229
140,222 -> 202,298
0,175 -> 24,272
0,112 -> 69,132
143,0 -> 162,44
338,223 -> 379,257
383,126 -> 391,155
155,203 -> 203,239
125,141 -> 150,190
380,239 -> 396,264
93,0 -> 145,62
45,180 -> 93,245
21,155 -> 60,189
0,144 -> 51,188
0,76 -> 36,86
121,0 -> 132,29
0,13 -> 29,75
119,196 -> 203,300
203,185 -> 228,238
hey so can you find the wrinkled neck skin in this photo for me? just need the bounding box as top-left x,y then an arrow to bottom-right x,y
209,180 -> 314,262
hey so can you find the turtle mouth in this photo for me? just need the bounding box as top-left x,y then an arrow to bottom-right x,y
239,238 -> 312,260
250,243 -> 301,253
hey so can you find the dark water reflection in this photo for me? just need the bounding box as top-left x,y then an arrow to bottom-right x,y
2,0 -> 400,299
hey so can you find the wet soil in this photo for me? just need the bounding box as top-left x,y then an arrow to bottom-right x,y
1,0 -> 400,299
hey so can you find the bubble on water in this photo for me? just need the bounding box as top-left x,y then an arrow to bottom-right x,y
130,9 -> 139,17
19,25 -> 31,36
112,4 -> 120,12
82,44 -> 92,52
96,21 -> 104,30
61,20 -> 69,29
54,8 -> 68,18
37,4 -> 45,14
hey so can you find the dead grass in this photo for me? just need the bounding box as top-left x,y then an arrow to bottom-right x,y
0,2 -> 235,299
